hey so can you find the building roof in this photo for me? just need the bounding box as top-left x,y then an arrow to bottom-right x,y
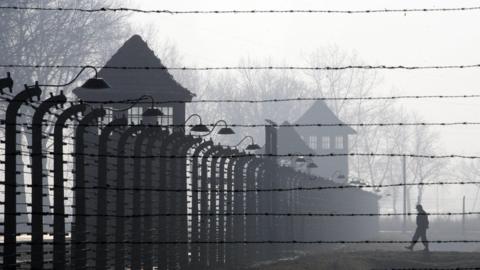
73,35 -> 194,102
295,100 -> 356,134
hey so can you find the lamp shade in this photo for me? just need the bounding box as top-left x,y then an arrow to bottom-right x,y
191,124 -> 210,133
81,77 -> 111,89
245,143 -> 261,151
217,127 -> 235,135
307,162 -> 318,168
142,108 -> 164,117
295,156 -> 306,163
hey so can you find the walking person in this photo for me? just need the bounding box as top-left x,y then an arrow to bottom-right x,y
405,204 -> 429,251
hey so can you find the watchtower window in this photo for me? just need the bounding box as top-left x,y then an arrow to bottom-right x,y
98,107 -> 113,134
335,136 -> 344,149
322,136 -> 330,149
128,107 -> 143,125
156,106 -> 173,126
102,107 -> 113,126
309,136 -> 317,150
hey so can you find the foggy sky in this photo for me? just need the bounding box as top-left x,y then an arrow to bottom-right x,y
128,0 -> 480,154
124,0 -> 480,213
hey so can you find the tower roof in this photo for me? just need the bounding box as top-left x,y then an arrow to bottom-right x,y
73,35 -> 194,102
295,100 -> 356,134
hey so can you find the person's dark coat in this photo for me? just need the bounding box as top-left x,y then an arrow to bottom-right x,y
416,210 -> 429,229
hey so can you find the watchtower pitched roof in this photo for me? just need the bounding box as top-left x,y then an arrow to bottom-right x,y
295,100 -> 356,134
74,35 -> 194,102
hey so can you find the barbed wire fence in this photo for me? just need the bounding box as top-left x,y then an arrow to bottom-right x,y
1,3 -> 480,270
1,74 -> 479,270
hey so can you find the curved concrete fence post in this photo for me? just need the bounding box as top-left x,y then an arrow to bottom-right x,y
31,92 -> 66,269
72,108 -> 105,269
3,83 -> 41,268
188,140 -> 214,269
52,103 -> 86,269
114,124 -> 144,269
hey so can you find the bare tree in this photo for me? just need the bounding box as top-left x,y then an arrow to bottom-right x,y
406,119 -> 445,204
0,0 -> 132,228
304,46 -> 398,187
304,47 -> 447,213
136,40 -> 449,214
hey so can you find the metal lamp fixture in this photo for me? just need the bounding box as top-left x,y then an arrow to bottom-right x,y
306,162 -> 318,169
234,135 -> 261,150
93,95 -> 163,116
191,124 -> 210,132
41,65 -> 110,89
142,108 -> 164,117
81,77 -> 110,89
217,126 -> 235,135
198,119 -> 235,137
186,114 -> 210,133
331,170 -> 346,183
141,96 -> 164,117
245,143 -> 261,151
295,156 -> 306,163
215,120 -> 235,135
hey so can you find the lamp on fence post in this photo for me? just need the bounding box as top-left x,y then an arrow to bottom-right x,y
330,170 -> 346,183
27,65 -> 109,270
52,103 -> 87,270
72,108 -> 106,270
198,120 -> 236,137
306,161 -> 318,175
233,135 -> 261,151
2,78 -> 41,269
42,65 -> 110,90
185,113 -> 210,133
30,91 -> 67,270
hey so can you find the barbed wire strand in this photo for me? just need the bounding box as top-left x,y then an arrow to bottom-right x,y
3,94 -> 480,105
1,211 -> 479,218
5,121 -> 480,128
7,240 -> 480,245
3,63 -> 480,71
2,151 -> 480,159
1,6 -> 480,15
1,180 -> 479,192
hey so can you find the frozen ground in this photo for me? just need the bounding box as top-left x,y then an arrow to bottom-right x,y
248,250 -> 480,270
248,231 -> 480,270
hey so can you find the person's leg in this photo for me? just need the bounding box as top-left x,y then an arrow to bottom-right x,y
406,228 -> 420,250
420,228 -> 429,251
